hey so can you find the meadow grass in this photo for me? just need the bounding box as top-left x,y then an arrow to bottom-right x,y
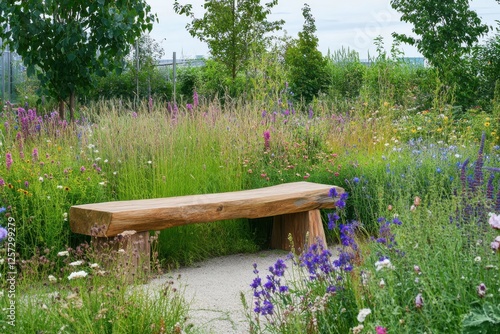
0,91 -> 499,333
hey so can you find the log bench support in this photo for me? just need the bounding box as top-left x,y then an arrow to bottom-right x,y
69,182 -> 343,280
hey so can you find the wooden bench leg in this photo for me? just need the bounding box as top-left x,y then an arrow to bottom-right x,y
91,231 -> 150,282
271,209 -> 327,253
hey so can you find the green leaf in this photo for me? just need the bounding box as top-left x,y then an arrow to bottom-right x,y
462,302 -> 500,334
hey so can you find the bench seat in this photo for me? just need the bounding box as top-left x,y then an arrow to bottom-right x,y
69,182 -> 343,277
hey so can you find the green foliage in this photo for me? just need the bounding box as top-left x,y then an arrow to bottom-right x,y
0,0 -> 156,119
174,0 -> 283,80
462,302 -> 500,334
327,48 -> 365,100
390,0 -> 489,72
473,31 -> 500,109
89,66 -> 173,102
0,245 -> 189,333
285,4 -> 330,104
390,0 -> 490,109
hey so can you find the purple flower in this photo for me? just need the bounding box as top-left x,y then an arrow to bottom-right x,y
186,103 -> 193,111
308,108 -> 313,119
328,212 -> 340,230
335,192 -> 348,209
80,166 -> 86,173
0,227 -> 7,242
353,177 -> 360,184
329,187 -> 338,198
263,130 -> 270,150
6,152 -> 13,170
415,293 -> 424,309
250,277 -> 261,289
261,110 -> 267,118
392,217 -> 402,225
477,283 -> 487,298
32,148 -> 39,160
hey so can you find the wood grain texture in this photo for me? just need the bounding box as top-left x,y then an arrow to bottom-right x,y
70,181 -> 344,237
271,210 -> 327,252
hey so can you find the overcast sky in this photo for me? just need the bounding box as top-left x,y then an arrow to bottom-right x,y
148,0 -> 500,60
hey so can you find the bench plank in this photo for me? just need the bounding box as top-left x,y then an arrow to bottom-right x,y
70,181 -> 342,237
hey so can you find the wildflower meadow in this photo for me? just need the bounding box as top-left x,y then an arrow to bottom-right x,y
0,59 -> 499,333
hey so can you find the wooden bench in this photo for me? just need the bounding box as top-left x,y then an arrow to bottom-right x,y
69,181 -> 343,274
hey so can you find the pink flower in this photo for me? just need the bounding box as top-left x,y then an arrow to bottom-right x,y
80,166 -> 86,173
489,213 -> 500,230
415,293 -> 424,309
376,326 -> 387,334
491,236 -> 500,252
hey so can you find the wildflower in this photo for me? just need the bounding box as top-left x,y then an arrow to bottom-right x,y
376,326 -> 388,334
57,185 -> 63,189
491,236 -> 500,252
39,176 -> 43,182
335,192 -> 349,209
352,324 -> 364,334
387,205 -> 393,211
477,283 -> 487,298
57,251 -> 69,257
89,263 -> 100,269
357,308 -> 371,322
5,152 -> 13,170
48,275 -> 57,282
415,293 -> 424,309
353,177 -> 360,184
80,166 -> 86,172
0,227 -> 7,242
489,213 -> 500,230
32,148 -> 39,160
329,187 -> 338,198
263,130 -> 270,150
414,265 -> 421,274
69,260 -> 84,266
379,278 -> 386,288
375,258 -> 395,271
410,205 -> 416,212
68,271 -> 88,280
414,196 -> 421,206
474,256 -> 481,262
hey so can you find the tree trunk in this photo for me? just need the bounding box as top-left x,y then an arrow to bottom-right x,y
58,100 -> 65,120
69,91 -> 75,122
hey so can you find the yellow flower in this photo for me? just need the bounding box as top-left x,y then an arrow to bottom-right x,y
485,122 -> 490,127
436,128 -> 443,132
443,116 -> 448,122
411,129 -> 417,133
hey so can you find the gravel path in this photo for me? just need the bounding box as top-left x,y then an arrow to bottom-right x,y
147,250 -> 290,334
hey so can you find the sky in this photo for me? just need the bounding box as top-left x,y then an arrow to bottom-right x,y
147,0 -> 500,60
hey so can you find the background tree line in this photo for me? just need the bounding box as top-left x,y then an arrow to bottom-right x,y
1,0 -> 499,117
